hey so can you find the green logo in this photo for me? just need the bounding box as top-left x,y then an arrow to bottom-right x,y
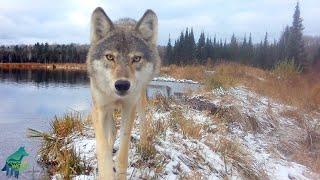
1,146 -> 29,178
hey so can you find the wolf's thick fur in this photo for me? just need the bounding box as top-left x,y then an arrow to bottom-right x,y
87,7 -> 160,179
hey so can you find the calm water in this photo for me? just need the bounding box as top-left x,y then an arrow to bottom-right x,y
0,69 -> 200,179
0,69 -> 91,179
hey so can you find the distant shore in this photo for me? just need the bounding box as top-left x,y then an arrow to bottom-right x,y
0,63 -> 86,71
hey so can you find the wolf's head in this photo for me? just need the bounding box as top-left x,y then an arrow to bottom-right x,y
87,7 -> 160,98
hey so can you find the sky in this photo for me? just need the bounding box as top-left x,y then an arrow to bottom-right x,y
0,0 -> 319,45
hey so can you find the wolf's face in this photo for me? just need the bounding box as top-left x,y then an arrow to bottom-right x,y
87,8 -> 160,99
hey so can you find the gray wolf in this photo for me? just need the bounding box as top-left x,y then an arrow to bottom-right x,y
1,146 -> 29,178
86,7 -> 160,180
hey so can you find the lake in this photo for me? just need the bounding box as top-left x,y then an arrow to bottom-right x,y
0,68 -> 200,179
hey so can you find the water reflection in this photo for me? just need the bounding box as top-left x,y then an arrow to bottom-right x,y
0,68 -> 88,87
0,69 -> 90,179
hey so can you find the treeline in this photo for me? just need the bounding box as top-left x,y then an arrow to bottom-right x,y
164,3 -> 319,70
0,43 -> 88,64
0,3 -> 320,71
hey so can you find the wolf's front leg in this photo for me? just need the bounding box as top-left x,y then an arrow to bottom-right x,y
138,89 -> 148,147
92,107 -> 116,180
116,103 -> 136,180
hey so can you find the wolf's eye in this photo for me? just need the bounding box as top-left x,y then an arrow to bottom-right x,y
106,54 -> 115,61
132,56 -> 142,63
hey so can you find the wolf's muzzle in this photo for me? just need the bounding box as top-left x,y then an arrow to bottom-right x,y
115,80 -> 130,95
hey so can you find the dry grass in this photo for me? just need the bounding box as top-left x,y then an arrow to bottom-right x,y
28,113 -> 90,179
137,112 -> 157,160
213,106 -> 264,133
138,95 -> 170,159
291,123 -> 320,173
165,62 -> 320,111
161,65 -> 207,81
149,95 -> 171,112
147,95 -> 202,139
179,171 -> 205,180
280,110 -> 306,128
51,113 -> 84,138
170,108 -> 202,139
205,63 -> 248,89
293,146 -> 320,173
213,137 -> 267,179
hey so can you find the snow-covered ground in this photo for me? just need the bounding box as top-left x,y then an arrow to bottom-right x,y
53,77 -> 319,179
152,76 -> 199,84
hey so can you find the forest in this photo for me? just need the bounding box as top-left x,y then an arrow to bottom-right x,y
0,3 -> 319,71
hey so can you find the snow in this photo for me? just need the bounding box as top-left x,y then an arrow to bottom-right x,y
49,77 -> 319,179
149,76 -> 201,97
152,76 -> 199,84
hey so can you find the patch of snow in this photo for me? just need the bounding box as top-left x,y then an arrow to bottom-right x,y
153,76 -> 199,84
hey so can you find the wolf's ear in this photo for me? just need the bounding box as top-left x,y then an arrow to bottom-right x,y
90,7 -> 114,43
136,10 -> 158,45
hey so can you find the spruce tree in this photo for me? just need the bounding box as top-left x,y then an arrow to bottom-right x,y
196,32 -> 206,64
262,32 -> 269,68
248,33 -> 254,64
230,33 -> 238,61
165,35 -> 173,65
313,46 -> 320,66
189,28 -> 197,64
278,26 -> 291,61
288,2 -> 306,68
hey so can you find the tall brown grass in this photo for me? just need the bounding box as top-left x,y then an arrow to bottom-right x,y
206,137 -> 267,179
170,108 -> 202,139
160,65 -> 207,81
163,62 -> 320,111
28,113 -> 90,179
137,112 -> 157,160
51,113 -> 84,137
138,95 -> 170,159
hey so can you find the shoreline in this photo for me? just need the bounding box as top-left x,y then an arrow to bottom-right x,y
0,63 -> 86,71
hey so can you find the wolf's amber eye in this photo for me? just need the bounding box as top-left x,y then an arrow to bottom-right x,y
132,56 -> 142,63
105,54 -> 115,61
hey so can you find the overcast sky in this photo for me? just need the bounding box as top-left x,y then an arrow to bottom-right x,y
0,0 -> 319,45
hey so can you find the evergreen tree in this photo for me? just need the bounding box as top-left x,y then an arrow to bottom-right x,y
261,32 -> 269,68
278,26 -> 291,61
197,32 -> 206,63
240,34 -> 248,63
172,28 -> 198,64
189,28 -> 197,64
313,46 -> 320,66
248,33 -> 254,64
165,35 -> 173,65
230,33 -> 238,61
288,2 -> 306,68
205,37 -> 213,61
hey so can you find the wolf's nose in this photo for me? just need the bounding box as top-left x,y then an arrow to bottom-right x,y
115,80 -> 130,93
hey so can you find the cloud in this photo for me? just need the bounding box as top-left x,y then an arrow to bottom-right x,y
0,0 -> 319,45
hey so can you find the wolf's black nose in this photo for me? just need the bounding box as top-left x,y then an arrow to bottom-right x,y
115,80 -> 130,93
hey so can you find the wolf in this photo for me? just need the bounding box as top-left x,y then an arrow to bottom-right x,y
86,7 -> 160,180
